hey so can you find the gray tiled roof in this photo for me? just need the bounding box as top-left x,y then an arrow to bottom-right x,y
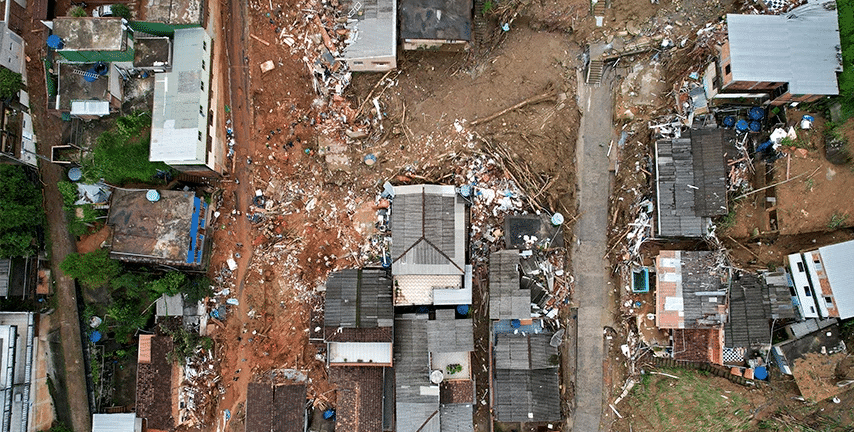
494,333 -> 558,370
394,314 -> 440,432
726,2 -> 841,96
391,185 -> 466,276
494,369 -> 561,422
439,403 -> 473,432
399,0 -> 472,41
655,129 -> 732,237
725,273 -> 771,348
426,309 -> 474,353
488,251 -> 530,320
680,251 -> 728,328
324,269 -> 393,328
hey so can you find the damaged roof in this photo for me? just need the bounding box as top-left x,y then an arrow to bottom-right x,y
725,272 -> 795,348
655,128 -> 733,237
399,0 -> 472,41
726,0 -> 842,96
136,336 -> 174,431
493,332 -> 560,422
673,328 -> 724,364
52,17 -> 126,51
655,250 -> 728,329
391,184 -> 466,275
488,250 -> 530,320
107,189 -> 200,266
324,269 -> 393,342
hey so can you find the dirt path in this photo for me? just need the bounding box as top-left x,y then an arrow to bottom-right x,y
570,68 -> 616,432
20,10 -> 94,432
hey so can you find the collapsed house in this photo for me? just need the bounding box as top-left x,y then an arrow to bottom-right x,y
106,189 -> 210,269
390,185 -> 471,306
710,0 -> 842,105
787,239 -> 854,320
723,271 -> 796,363
655,250 -> 728,364
654,128 -> 734,237
136,335 -> 176,431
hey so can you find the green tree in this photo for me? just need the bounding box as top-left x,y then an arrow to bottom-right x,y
0,165 -> 42,256
56,181 -> 78,208
0,68 -> 23,100
60,249 -> 122,289
67,5 -> 87,17
146,271 -> 187,297
110,3 -> 132,19
108,296 -> 152,344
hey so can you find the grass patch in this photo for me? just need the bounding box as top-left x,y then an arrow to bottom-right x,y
828,213 -> 849,229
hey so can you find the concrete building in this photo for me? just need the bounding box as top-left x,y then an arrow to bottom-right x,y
787,239 -> 854,320
148,27 -> 220,175
50,17 -> 134,63
338,0 -> 396,72
0,312 -> 35,432
710,0 -> 842,105
399,0 -> 472,51
106,189 -> 210,269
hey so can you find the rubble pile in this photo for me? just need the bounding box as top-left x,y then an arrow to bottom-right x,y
177,347 -> 222,430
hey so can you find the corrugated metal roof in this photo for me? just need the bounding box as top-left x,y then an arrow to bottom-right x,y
70,100 -> 110,116
690,129 -> 729,217
494,333 -> 558,370
328,342 -> 393,364
726,2 -> 841,96
150,27 -> 212,166
324,269 -> 393,329
391,185 -> 466,276
818,239 -> 854,319
92,413 -> 137,432
488,251 -> 530,320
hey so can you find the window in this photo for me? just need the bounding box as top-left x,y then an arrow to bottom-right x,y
796,262 -> 805,272
198,131 -> 202,141
825,296 -> 833,306
203,41 -> 207,51
810,306 -> 816,314
200,105 -> 204,115
200,81 -> 204,91
789,286 -> 796,296
804,287 -> 811,297
724,64 -> 731,75
813,259 -> 823,270
201,60 -> 205,70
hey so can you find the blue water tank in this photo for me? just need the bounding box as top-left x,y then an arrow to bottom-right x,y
68,167 -> 82,181
510,319 -> 521,328
756,140 -> 774,154
749,121 -> 762,132
748,106 -> 765,120
89,330 -> 102,343
47,35 -> 64,49
456,305 -> 470,316
754,366 -> 768,380
723,116 -> 736,128
459,184 -> 472,198
735,119 -> 749,132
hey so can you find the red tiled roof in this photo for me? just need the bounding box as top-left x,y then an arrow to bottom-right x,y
672,329 -> 724,365
138,334 -> 153,364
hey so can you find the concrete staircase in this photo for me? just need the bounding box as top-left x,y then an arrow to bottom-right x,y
586,59 -> 604,85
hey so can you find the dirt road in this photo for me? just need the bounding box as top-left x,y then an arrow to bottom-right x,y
570,68 -> 616,432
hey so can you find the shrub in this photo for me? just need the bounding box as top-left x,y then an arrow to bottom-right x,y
60,249 -> 123,289
67,5 -> 87,17
82,112 -> 169,185
110,3 -> 132,19
0,165 -> 43,256
0,68 -> 23,100
57,181 -> 78,208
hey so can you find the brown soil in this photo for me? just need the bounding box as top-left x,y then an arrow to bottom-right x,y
77,225 -> 111,254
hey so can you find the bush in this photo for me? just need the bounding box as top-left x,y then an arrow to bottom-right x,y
0,165 -> 43,256
110,3 -> 132,19
837,0 -> 854,117
67,5 -> 87,17
82,112 -> 170,185
60,249 -> 123,289
0,68 -> 23,100
57,181 -> 78,208
164,326 -> 213,364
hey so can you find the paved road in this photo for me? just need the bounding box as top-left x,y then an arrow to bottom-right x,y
571,69 -> 615,432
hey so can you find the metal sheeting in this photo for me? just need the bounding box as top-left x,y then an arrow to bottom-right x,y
690,129 -> 730,217
726,3 -> 841,96
488,251 -> 529,320
819,239 -> 854,319
92,413 -> 137,432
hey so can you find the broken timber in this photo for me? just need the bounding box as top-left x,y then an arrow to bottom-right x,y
470,92 -> 556,126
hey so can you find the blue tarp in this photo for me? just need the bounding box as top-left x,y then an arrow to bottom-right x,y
187,197 -> 201,263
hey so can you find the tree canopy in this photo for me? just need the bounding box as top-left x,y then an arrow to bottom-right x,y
0,165 -> 42,256
0,68 -> 23,100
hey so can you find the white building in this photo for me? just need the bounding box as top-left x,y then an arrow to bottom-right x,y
0,312 -> 35,432
788,239 -> 854,320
